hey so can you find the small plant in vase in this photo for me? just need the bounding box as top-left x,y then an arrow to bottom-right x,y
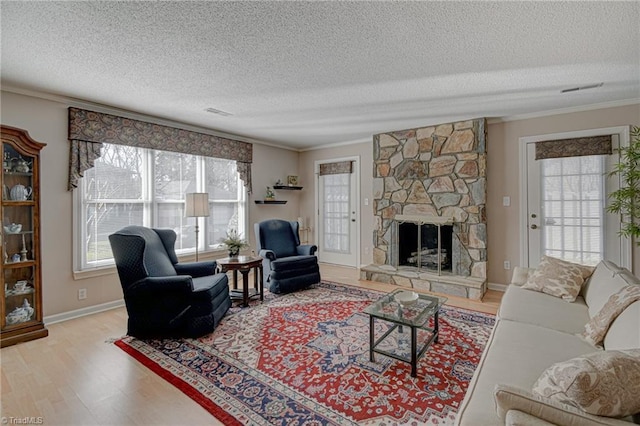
220,229 -> 248,258
265,186 -> 275,201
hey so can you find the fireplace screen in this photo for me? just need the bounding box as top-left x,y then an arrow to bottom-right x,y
397,223 -> 453,273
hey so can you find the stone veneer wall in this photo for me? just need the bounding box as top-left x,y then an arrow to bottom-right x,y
371,118 -> 487,282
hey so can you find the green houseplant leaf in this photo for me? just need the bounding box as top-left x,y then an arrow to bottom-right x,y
606,126 -> 640,245
219,229 -> 249,256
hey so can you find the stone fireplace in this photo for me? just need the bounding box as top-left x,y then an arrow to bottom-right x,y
360,118 -> 488,299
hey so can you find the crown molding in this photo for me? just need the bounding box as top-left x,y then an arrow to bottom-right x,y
1,85 -> 298,152
4,85 -> 637,151
488,98 -> 640,124
299,137 -> 372,152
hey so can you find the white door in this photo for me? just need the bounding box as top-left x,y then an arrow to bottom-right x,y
316,159 -> 358,266
522,128 -> 630,269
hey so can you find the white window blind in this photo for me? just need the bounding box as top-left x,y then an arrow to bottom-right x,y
541,155 -> 605,265
322,173 -> 351,253
77,143 -> 246,270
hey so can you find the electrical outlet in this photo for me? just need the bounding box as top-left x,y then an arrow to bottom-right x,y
364,246 -> 369,255
78,288 -> 87,300
503,261 -> 511,270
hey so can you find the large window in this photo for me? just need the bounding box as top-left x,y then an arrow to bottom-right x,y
76,143 -> 246,270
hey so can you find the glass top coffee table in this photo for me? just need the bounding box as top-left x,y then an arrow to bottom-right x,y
364,289 -> 447,377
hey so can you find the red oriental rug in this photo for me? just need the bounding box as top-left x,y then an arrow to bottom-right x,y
114,281 -> 495,425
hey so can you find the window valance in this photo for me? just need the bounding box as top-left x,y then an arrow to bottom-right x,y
535,135 -> 612,160
67,107 -> 253,191
319,160 -> 353,176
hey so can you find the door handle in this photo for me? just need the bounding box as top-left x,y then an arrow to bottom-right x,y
530,224 -> 538,230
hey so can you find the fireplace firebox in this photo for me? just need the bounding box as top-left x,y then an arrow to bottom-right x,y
393,215 -> 454,275
398,223 -> 453,271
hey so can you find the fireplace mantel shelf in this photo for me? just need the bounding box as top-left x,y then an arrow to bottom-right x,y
395,214 -> 454,225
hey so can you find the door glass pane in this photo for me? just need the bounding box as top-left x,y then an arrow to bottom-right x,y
541,155 -> 605,265
562,157 -> 581,175
543,176 -> 561,200
322,173 -> 350,253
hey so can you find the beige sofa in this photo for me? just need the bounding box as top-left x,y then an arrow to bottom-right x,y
455,260 -> 640,426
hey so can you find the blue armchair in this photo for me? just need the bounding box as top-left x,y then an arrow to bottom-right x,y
254,219 -> 321,294
109,225 -> 231,339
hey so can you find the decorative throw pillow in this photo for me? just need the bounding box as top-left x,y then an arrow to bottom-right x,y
532,349 -> 640,418
522,255 -> 595,302
581,285 -> 640,348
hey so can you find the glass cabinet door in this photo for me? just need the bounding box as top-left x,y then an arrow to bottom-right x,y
1,126 -> 47,346
2,142 -> 37,327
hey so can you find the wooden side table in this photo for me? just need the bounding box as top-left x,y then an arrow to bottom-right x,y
217,255 -> 263,307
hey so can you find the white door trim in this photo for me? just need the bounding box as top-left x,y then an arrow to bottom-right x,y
518,126 -> 631,270
314,156 -> 361,267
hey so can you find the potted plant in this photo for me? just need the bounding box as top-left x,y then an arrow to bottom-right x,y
265,186 -> 275,201
219,229 -> 249,258
607,125 -> 640,245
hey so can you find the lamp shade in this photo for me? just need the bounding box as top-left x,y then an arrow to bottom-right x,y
185,193 -> 210,217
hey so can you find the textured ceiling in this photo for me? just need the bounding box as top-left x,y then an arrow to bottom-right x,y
2,1 -> 639,150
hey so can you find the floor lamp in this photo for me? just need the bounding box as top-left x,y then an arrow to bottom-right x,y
185,192 -> 210,261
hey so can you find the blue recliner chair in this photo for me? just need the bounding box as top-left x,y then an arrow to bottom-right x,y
254,219 -> 321,294
109,225 -> 231,339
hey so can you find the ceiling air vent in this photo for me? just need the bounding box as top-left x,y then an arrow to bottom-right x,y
561,82 -> 604,93
204,107 -> 233,117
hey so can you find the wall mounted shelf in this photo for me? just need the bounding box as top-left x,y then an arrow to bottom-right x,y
273,185 -> 303,191
254,200 -> 287,205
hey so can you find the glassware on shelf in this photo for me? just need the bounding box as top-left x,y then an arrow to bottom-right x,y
20,233 -> 28,261
1,125 -> 48,346
3,223 -> 21,234
2,152 -> 11,173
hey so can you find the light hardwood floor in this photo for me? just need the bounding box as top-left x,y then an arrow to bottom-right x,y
0,264 -> 502,425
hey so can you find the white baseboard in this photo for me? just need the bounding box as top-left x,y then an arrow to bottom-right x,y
44,299 -> 125,325
42,282 -> 505,325
488,282 -> 508,292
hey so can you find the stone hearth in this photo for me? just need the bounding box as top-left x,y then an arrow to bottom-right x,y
362,118 -> 488,299
360,264 -> 486,299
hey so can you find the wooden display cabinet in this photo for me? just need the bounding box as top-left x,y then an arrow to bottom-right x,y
1,126 -> 48,347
